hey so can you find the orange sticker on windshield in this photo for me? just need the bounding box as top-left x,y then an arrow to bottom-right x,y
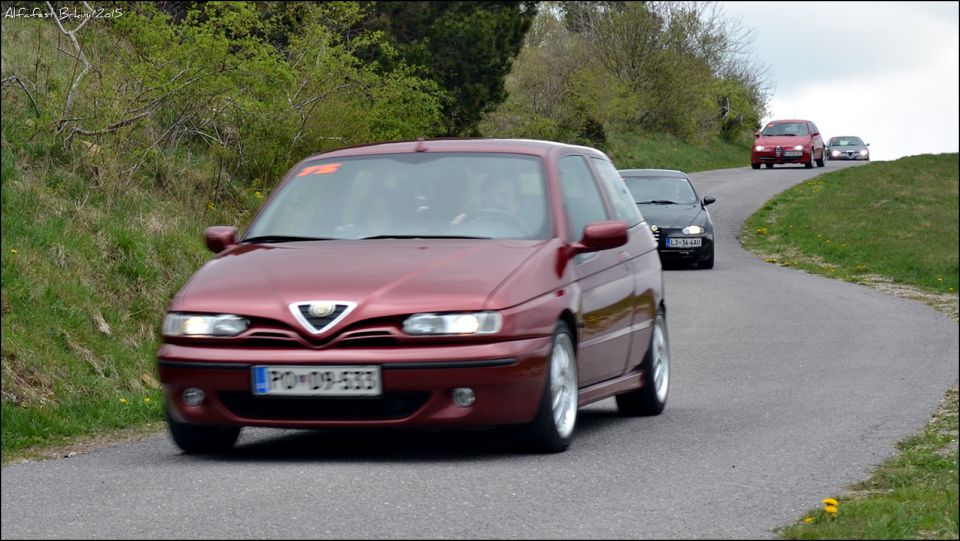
297,163 -> 342,176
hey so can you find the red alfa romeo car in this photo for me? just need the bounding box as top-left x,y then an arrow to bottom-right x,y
751,119 -> 825,169
158,139 -> 669,454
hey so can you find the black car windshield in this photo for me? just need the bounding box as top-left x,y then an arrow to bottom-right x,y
622,176 -> 698,205
761,122 -> 809,136
245,153 -> 552,241
829,137 -> 864,146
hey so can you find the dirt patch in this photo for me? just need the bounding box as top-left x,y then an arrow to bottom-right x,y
859,274 -> 959,322
4,422 -> 167,465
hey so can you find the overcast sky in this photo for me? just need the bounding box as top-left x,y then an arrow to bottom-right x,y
721,1 -> 959,161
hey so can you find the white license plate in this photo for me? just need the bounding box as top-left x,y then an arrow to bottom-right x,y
783,150 -> 802,157
252,365 -> 381,396
666,237 -> 702,248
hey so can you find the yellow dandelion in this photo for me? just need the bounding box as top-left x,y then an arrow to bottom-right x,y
10,249 -> 17,254
824,504 -> 838,515
255,191 -> 264,200
144,397 -> 152,403
803,517 -> 815,523
822,498 -> 838,506
207,202 -> 216,210
119,398 -> 128,404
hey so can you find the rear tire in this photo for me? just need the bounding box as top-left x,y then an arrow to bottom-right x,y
816,149 -> 825,167
616,308 -> 670,416
519,321 -> 578,453
166,409 -> 241,454
751,163 -> 760,170
805,151 -> 815,168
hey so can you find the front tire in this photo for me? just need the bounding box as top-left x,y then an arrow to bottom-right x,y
765,163 -> 774,169
616,308 -> 670,416
520,321 -> 578,453
751,163 -> 760,170
166,409 -> 241,454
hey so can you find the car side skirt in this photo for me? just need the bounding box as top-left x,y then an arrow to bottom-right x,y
578,370 -> 645,407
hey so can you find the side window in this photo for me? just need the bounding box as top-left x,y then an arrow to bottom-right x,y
810,122 -> 819,135
590,158 -> 643,227
557,155 -> 609,241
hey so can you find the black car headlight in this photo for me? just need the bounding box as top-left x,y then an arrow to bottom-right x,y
163,313 -> 249,337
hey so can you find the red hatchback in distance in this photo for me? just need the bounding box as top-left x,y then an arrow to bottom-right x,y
751,119 -> 825,169
158,138 -> 669,454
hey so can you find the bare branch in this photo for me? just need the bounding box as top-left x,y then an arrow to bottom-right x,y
68,111 -> 152,136
47,1 -> 93,133
2,74 -> 42,117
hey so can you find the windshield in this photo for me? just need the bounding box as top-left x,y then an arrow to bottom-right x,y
622,176 -> 698,205
761,122 -> 809,136
245,153 -> 552,241
829,137 -> 864,146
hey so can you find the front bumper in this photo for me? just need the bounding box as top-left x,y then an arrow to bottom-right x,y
829,152 -> 869,160
752,148 -> 812,165
158,336 -> 552,429
650,229 -> 713,263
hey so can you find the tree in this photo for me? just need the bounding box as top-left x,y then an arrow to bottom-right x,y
367,1 -> 538,136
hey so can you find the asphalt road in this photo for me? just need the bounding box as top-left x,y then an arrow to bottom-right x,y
2,160 -> 958,539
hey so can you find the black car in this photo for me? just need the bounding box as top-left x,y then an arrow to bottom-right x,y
619,169 -> 716,269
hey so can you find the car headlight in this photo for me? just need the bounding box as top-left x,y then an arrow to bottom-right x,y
793,145 -> 804,151
754,145 -> 765,151
682,225 -> 704,235
859,149 -> 868,156
403,312 -> 502,335
831,150 -> 840,157
163,313 -> 249,337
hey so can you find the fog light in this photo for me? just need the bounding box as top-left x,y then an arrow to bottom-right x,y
182,387 -> 206,407
452,387 -> 475,407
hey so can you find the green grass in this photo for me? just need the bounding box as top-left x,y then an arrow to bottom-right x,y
743,155 -> 959,295
740,155 -> 959,539
606,129 -> 753,172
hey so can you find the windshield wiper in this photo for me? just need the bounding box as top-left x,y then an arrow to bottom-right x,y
636,200 -> 678,205
241,235 -> 334,244
360,235 -> 491,240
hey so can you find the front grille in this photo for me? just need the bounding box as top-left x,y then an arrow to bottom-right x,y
650,228 -> 661,244
775,146 -> 782,157
298,304 -> 349,331
217,391 -> 430,421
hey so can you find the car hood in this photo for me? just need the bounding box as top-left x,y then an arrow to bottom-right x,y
755,135 -> 812,146
171,239 -> 548,325
638,204 -> 703,229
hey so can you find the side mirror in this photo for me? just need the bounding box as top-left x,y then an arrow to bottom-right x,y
753,131 -> 760,138
204,226 -> 238,253
571,221 -> 628,255
702,196 -> 716,206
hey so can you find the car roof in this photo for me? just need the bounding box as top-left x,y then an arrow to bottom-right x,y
618,168 -> 689,178
301,138 -> 609,161
830,135 -> 863,139
766,119 -> 812,124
